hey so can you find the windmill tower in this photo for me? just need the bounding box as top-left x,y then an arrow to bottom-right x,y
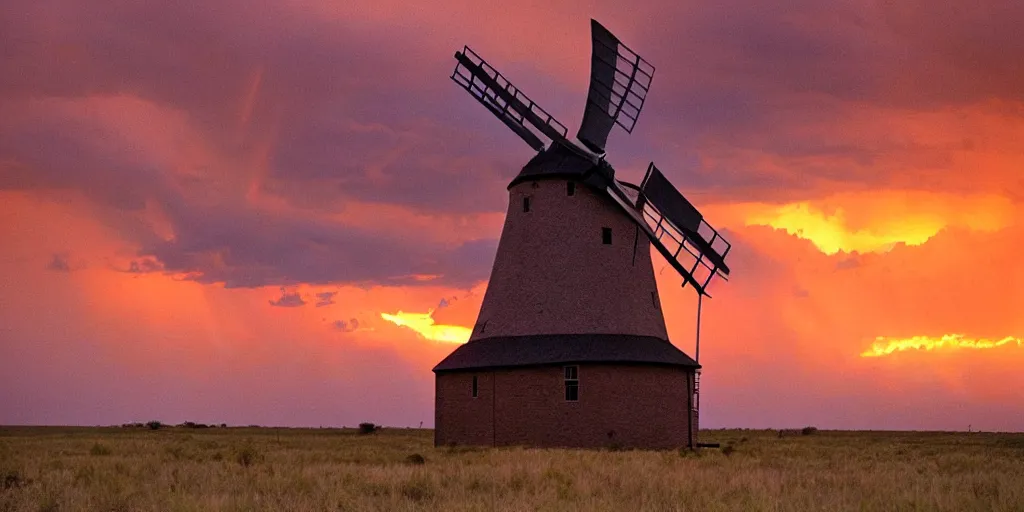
433,19 -> 732,450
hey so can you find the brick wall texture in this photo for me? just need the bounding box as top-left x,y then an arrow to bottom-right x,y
468,178 -> 669,340
435,364 -> 697,450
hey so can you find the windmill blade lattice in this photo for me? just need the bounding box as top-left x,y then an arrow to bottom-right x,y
452,46 -> 569,152
577,19 -> 656,155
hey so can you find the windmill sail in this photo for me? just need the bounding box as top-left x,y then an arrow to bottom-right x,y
640,164 -> 730,276
585,165 -> 730,296
597,178 -> 710,294
449,21 -> 731,297
452,47 -> 569,151
577,19 -> 655,155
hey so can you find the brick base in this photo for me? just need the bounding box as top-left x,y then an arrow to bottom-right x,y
435,363 -> 696,450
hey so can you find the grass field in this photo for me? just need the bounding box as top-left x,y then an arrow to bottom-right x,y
1,426 -> 1022,511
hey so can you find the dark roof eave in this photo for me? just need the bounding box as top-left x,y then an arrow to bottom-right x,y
507,170 -> 590,189
433,359 -> 701,374
432,333 -> 700,373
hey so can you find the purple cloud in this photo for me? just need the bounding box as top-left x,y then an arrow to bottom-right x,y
333,318 -> 359,332
315,291 -> 337,308
46,253 -> 71,273
1,0 -> 1022,294
269,289 -> 306,308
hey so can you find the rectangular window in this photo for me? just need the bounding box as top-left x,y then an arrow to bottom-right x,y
602,227 -> 612,245
564,366 -> 579,401
523,196 -> 531,212
472,375 -> 478,398
567,182 -> 576,196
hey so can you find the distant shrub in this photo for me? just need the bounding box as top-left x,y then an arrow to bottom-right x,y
220,423 -> 227,428
89,443 -> 111,456
405,453 -> 426,465
801,426 -> 819,436
235,446 -> 260,467
358,423 -> 378,435
179,422 -> 210,429
3,470 -> 24,490
146,421 -> 162,430
722,445 -> 735,456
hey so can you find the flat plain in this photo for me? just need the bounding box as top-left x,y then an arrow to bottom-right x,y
1,425 -> 1022,511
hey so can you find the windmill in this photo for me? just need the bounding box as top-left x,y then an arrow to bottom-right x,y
432,19 -> 733,450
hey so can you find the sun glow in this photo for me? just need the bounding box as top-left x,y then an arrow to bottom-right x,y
380,309 -> 471,343
860,334 -> 1023,358
740,193 -> 1014,255
745,202 -> 944,255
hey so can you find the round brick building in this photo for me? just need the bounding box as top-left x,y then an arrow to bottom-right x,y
433,146 -> 701,450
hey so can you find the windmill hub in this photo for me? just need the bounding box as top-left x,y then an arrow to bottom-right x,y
433,19 -> 733,450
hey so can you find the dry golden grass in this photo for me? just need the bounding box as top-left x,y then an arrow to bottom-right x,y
1,426 -> 1022,511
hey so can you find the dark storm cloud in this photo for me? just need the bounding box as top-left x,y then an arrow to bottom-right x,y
0,96 -> 499,289
141,192 -> 497,289
266,110 -> 516,214
0,0 -> 511,289
3,0 -> 1022,291
0,0 -> 519,213
127,258 -> 164,274
640,0 -> 1024,118
619,0 -> 1024,202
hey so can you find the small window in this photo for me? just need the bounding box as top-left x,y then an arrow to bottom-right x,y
472,376 -> 478,398
523,196 -> 531,212
567,182 -> 576,196
564,366 -> 579,401
602,227 -> 612,245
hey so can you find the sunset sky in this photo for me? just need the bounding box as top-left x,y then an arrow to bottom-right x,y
2,0 -> 1022,432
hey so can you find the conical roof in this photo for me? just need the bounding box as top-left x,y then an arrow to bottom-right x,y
508,143 -> 604,188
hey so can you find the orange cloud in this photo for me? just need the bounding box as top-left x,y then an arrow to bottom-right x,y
861,334 -> 1023,358
736,191 -> 1015,254
380,310 -> 472,344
